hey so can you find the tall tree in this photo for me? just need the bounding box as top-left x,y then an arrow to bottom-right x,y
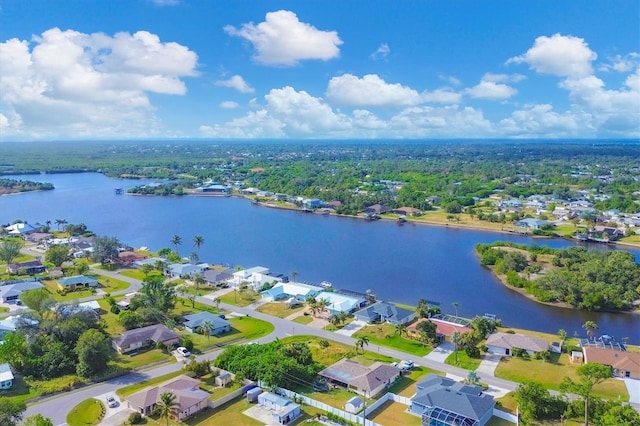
192,273 -> 205,290
193,235 -> 204,253
170,235 -> 182,256
198,320 -> 213,341
452,330 -> 462,365
19,289 -> 55,320
44,244 -> 70,267
75,329 -> 111,378
91,235 -> 120,265
582,321 -> 598,340
560,362 -> 612,426
0,397 -> 26,426
452,302 -> 460,317
394,322 -> 408,338
355,336 -> 369,354
23,414 -> 54,426
54,219 -> 67,231
0,332 -> 27,371
0,239 -> 23,265
157,392 -> 179,426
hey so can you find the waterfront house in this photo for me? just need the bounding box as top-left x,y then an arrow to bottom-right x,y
485,332 -> 549,356
117,251 -> 147,266
0,280 -> 43,303
203,268 -> 234,286
514,218 -> 551,230
408,317 -> 472,341
167,263 -> 208,279
363,204 -> 393,215
391,207 -> 423,216
6,260 -> 46,275
354,301 -> 415,325
303,198 -> 323,209
0,363 -> 14,390
583,347 -> 640,379
4,222 -> 40,235
315,291 -> 365,314
182,311 -> 230,335
112,324 -> 179,354
261,282 -> 323,302
409,374 -> 495,426
125,375 -> 209,420
132,257 -> 167,269
229,266 -> 281,291
57,275 -> 98,290
257,391 -> 301,425
319,359 -> 400,397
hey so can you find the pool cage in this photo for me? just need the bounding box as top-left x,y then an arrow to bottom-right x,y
421,407 -> 478,426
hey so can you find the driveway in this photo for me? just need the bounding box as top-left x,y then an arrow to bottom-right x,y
423,342 -> 453,362
476,353 -> 503,378
335,320 -> 367,336
96,392 -> 133,426
623,378 -> 640,404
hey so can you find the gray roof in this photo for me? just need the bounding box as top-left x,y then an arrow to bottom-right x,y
354,301 -> 414,323
412,374 -> 494,421
183,311 -> 230,331
319,359 -> 400,393
58,275 -> 98,287
0,281 -> 43,301
486,332 -> 549,352
126,375 -> 208,412
112,324 -> 179,349
203,269 -> 233,283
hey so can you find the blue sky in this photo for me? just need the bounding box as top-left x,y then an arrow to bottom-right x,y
0,0 -> 638,140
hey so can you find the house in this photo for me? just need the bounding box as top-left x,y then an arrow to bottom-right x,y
0,280 -> 43,303
583,347 -> 640,379
229,266 -> 281,291
344,396 -> 363,413
125,375 -> 209,420
485,332 -> 549,356
410,374 -> 495,426
167,263 -> 208,279
58,300 -> 101,318
426,195 -> 442,205
0,315 -> 39,336
261,282 -> 323,302
257,391 -> 301,425
514,218 -> 551,230
0,363 -> 14,390
203,268 -> 234,286
363,204 -> 393,215
112,324 -> 179,354
183,312 -> 231,335
391,207 -> 422,216
4,222 -> 40,235
408,317 -> 472,341
132,257 -> 167,269
57,275 -> 98,290
303,198 -> 323,209
354,301 -> 416,325
319,359 -> 401,397
314,291 -> 365,314
117,251 -> 147,266
195,184 -> 231,195
6,260 -> 46,275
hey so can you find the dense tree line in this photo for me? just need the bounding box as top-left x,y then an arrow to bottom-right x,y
476,243 -> 640,311
0,178 -> 54,195
214,340 -> 321,389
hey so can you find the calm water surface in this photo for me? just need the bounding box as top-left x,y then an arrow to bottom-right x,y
2,173 -> 639,343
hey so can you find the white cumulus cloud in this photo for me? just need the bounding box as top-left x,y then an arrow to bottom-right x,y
215,75 -> 254,93
219,101 -> 239,109
326,74 -> 422,107
224,10 -> 342,66
0,27 -> 198,139
466,80 -> 518,100
370,43 -> 390,61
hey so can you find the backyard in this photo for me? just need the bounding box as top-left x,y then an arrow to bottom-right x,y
353,324 -> 432,356
256,301 -> 305,318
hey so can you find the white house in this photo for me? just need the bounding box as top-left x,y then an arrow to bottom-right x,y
0,363 -> 14,390
261,282 -> 323,301
315,291 -> 365,314
229,266 -> 281,291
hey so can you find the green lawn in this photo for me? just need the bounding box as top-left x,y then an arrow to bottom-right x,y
111,347 -> 174,372
179,316 -> 274,351
293,315 -> 314,325
368,400 -> 421,426
40,274 -> 130,301
495,352 -> 628,400
218,289 -> 260,307
353,324 -> 432,356
66,398 -> 105,426
93,274 -> 131,292
184,396 -> 263,426
445,350 -> 482,371
116,371 -> 185,397
323,316 -> 354,331
256,301 -> 305,318
387,366 -> 442,397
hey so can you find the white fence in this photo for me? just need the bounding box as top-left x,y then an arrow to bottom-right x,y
493,407 -> 518,423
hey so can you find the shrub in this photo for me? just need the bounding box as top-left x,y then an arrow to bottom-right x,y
319,339 -> 330,348
180,336 -> 194,352
128,412 -> 143,425
110,304 -> 120,314
465,346 -> 481,358
156,341 -> 166,351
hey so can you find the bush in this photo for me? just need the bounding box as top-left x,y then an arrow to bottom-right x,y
110,304 -> 120,314
156,341 -> 166,351
128,412 -> 143,425
319,339 -> 330,348
180,336 -> 194,352
465,346 -> 481,358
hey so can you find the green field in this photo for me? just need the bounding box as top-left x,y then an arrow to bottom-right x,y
353,324 -> 432,356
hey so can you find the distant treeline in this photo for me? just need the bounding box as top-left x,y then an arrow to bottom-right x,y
0,178 -> 54,195
476,242 -> 640,312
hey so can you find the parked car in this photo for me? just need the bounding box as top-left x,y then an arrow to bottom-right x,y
106,395 -> 118,408
400,360 -> 414,371
176,346 -> 191,357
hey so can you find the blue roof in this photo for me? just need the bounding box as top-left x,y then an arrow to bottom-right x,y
183,311 -> 229,329
58,275 -> 98,286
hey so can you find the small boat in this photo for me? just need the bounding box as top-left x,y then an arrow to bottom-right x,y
397,215 -> 407,224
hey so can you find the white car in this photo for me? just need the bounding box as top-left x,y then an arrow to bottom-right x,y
176,346 -> 191,357
400,360 -> 414,371
106,395 -> 118,408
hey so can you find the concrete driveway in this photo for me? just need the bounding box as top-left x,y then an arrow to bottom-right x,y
476,353 -> 503,378
335,320 -> 367,336
623,378 -> 640,404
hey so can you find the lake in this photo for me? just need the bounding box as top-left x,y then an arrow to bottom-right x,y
1,172 -> 639,343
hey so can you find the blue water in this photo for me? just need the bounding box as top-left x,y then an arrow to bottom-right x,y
2,173 -> 639,343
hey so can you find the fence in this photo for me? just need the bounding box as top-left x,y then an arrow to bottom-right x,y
493,408 -> 518,423
208,378 -> 254,410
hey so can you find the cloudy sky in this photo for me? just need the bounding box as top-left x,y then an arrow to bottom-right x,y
0,0 -> 638,141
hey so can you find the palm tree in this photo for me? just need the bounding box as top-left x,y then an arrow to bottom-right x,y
329,314 -> 343,328
452,331 -> 462,365
155,260 -> 167,273
199,320 -> 213,341
316,298 -> 330,317
157,392 -> 179,426
306,297 -> 319,317
394,322 -> 408,338
452,302 -> 460,317
170,234 -> 182,256
290,271 -> 298,282
355,336 -> 370,354
193,273 -> 205,290
213,297 -> 221,311
193,235 -> 204,253
55,218 -> 67,231
582,321 -> 598,340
